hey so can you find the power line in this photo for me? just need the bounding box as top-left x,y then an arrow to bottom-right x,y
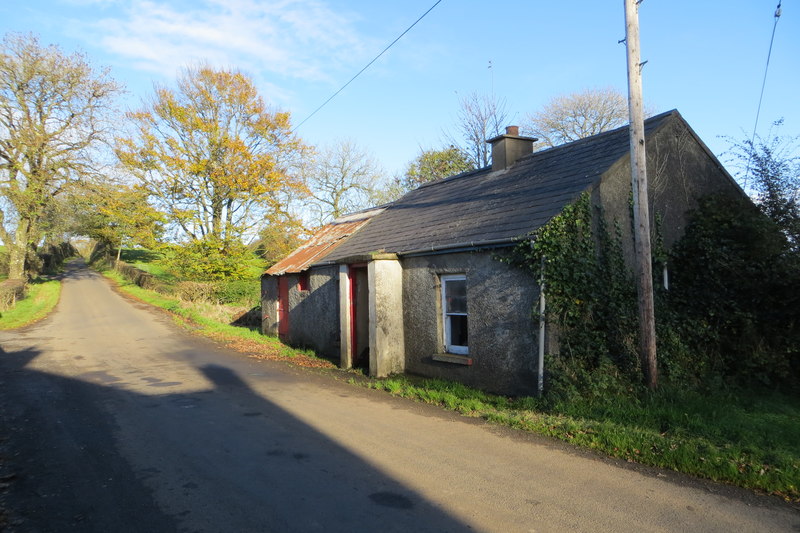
745,1 -> 782,188
292,0 -> 443,133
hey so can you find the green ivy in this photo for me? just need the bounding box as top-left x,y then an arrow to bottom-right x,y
506,191 -> 800,397
505,193 -> 641,398
667,194 -> 800,389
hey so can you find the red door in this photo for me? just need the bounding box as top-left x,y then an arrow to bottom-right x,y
277,275 -> 289,340
349,266 -> 369,368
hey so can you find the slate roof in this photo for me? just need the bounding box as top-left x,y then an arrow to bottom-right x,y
265,208 -> 383,275
317,110 -> 677,263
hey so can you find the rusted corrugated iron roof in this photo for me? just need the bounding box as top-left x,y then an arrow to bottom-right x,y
265,208 -> 383,276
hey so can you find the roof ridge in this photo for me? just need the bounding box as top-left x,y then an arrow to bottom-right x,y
415,164 -> 489,190
516,109 -> 679,162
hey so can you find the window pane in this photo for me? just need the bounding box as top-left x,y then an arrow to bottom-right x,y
449,315 -> 468,347
445,279 -> 467,313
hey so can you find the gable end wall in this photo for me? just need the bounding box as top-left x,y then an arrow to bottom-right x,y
597,116 -> 744,263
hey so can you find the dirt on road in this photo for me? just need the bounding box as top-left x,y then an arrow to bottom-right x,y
0,260 -> 798,532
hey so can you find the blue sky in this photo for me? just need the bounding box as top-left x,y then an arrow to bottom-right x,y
1,0 -> 797,179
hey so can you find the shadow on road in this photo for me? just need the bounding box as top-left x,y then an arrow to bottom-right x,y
0,344 -> 473,532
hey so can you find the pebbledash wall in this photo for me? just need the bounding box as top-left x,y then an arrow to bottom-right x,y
262,265 -> 340,359
262,250 -> 542,395
401,250 -> 540,395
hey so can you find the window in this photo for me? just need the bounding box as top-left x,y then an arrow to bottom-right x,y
441,275 -> 468,354
298,271 -> 310,292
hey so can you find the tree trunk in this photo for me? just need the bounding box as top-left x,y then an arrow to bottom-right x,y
7,218 -> 31,280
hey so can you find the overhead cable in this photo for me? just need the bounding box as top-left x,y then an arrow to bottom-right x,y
292,0 -> 443,133
745,1 -> 782,188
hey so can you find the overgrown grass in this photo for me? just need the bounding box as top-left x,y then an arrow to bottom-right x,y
0,279 -> 61,329
357,375 -> 800,502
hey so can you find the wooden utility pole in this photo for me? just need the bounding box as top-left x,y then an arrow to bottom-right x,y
624,0 -> 658,389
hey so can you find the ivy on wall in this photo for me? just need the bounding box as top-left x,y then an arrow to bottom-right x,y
505,191 -> 799,397
667,194 -> 800,388
504,193 -> 641,399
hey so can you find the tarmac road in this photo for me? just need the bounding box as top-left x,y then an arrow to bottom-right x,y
0,259 -> 797,532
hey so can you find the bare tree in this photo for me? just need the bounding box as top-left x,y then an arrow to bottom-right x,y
305,139 -> 383,225
523,87 -> 632,148
447,91 -> 509,168
0,33 -> 121,279
724,120 -> 800,250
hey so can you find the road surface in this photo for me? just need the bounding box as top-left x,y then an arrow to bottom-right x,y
0,260 -> 797,532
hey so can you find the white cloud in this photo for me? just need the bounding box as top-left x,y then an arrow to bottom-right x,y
73,0 -> 370,88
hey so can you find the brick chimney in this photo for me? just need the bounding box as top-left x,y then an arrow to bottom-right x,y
486,126 -> 537,171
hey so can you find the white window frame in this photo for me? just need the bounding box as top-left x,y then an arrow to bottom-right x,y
441,274 -> 468,355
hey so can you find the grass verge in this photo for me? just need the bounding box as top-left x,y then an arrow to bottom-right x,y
99,264 -> 800,503
0,279 -> 61,330
356,375 -> 800,502
100,268 -> 333,369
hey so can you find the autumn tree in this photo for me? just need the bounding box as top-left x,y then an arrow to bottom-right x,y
71,181 -> 165,261
116,65 -> 306,265
402,146 -> 474,189
523,87 -> 631,148
0,33 -> 121,279
305,139 -> 383,225
447,91 -> 509,168
253,216 -> 305,266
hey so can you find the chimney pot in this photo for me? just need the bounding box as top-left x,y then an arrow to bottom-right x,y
506,125 -> 519,136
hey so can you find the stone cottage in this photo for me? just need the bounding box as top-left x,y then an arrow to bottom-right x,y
262,110 -> 744,395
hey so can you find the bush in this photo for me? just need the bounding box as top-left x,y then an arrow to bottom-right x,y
176,281 -> 216,302
0,247 -> 8,278
161,237 -> 251,281
213,279 -> 259,306
0,279 -> 26,311
668,194 -> 800,389
174,280 -> 258,307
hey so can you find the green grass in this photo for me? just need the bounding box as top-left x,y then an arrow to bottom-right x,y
357,375 -> 800,502
0,279 -> 61,329
119,249 -> 178,282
